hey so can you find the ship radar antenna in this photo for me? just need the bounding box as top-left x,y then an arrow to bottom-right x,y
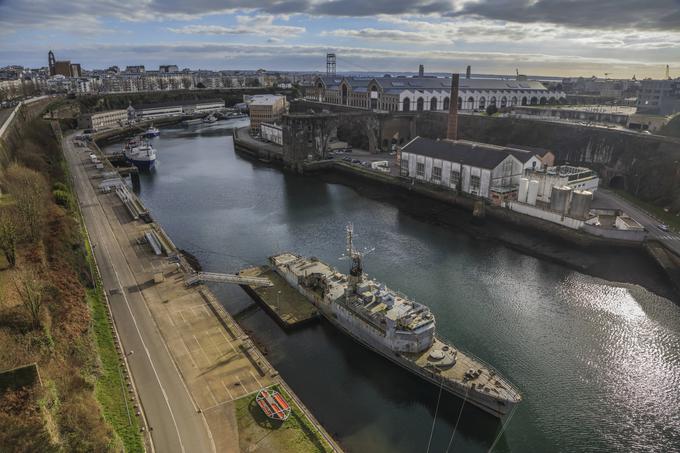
341,223 -> 374,286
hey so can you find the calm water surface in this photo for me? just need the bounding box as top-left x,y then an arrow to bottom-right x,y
106,123 -> 680,452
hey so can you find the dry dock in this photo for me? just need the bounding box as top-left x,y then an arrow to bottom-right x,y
239,266 -> 319,329
63,130 -> 340,453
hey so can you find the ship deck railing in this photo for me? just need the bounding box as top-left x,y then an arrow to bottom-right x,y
442,338 -> 522,400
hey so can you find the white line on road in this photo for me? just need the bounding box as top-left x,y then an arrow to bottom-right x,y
249,371 -> 264,390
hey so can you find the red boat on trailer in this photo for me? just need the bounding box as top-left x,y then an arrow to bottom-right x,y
256,389 -> 291,421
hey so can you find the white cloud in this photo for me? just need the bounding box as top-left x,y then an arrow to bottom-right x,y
323,28 -> 452,44
169,14 -> 304,37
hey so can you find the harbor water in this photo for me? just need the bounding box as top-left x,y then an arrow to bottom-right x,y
105,122 -> 680,452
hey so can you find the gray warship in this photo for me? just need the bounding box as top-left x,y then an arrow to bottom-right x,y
270,224 -> 522,418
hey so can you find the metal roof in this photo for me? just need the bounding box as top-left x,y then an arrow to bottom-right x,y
318,76 -> 549,92
402,137 -> 522,169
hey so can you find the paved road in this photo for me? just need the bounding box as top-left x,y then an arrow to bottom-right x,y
63,132 -> 214,453
594,189 -> 680,256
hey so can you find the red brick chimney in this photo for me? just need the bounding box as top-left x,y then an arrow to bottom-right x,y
446,73 -> 459,141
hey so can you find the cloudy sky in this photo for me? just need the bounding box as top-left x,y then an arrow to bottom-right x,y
0,0 -> 678,78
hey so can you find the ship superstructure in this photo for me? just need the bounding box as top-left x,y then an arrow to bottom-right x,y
270,224 -> 521,418
123,138 -> 156,171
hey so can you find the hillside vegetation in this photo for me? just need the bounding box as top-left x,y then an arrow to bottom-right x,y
0,116 -> 142,452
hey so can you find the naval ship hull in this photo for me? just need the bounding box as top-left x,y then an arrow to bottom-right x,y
272,262 -> 517,418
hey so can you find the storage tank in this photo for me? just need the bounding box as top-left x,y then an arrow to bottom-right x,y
527,180 -> 539,205
569,190 -> 593,219
550,185 -> 572,213
518,178 -> 529,203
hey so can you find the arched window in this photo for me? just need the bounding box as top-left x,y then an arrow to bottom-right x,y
403,97 -> 410,112
430,97 -> 437,110
341,84 -> 348,105
467,96 -> 475,109
500,96 -> 507,108
443,97 -> 450,110
530,96 -> 538,105
511,96 -> 518,106
490,96 -> 497,106
417,97 -> 424,111
548,97 -> 557,104
521,96 -> 528,106
479,97 -> 486,109
539,97 -> 547,105
457,97 -> 463,109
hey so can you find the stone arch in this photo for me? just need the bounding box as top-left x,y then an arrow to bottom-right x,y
490,96 -> 497,106
417,97 -> 424,111
458,97 -> 463,109
609,175 -> 625,190
341,84 -> 348,105
467,96 -> 475,109
443,97 -> 450,110
501,96 -> 507,108
539,96 -> 547,105
370,84 -> 379,109
511,96 -> 518,106
403,97 -> 410,112
430,97 -> 437,111
479,97 -> 486,109
548,97 -> 557,104
521,96 -> 528,106
530,96 -> 538,105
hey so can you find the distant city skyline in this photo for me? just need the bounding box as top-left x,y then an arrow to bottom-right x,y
1,0 -> 679,79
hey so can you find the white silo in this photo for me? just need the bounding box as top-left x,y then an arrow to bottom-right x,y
527,180 -> 539,205
569,190 -> 593,219
518,178 -> 529,203
550,186 -> 572,213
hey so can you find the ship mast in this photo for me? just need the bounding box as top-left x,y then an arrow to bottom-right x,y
346,223 -> 363,290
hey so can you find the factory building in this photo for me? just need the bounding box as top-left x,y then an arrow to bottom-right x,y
309,74 -> 565,112
636,78 -> 680,115
131,99 -> 225,119
525,165 -> 599,203
247,94 -> 288,132
79,109 -> 128,130
399,137 -> 525,203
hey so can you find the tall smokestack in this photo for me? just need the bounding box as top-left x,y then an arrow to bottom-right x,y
418,64 -> 424,77
447,73 -> 459,141
466,65 -> 471,79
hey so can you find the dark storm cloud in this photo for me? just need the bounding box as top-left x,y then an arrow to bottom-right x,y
453,0 -> 680,31
311,0 -> 451,16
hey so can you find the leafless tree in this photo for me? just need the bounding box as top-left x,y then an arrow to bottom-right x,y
14,268 -> 46,329
0,213 -> 17,267
3,164 -> 48,242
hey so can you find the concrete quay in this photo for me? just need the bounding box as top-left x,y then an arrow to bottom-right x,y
239,266 -> 320,329
63,130 -> 341,452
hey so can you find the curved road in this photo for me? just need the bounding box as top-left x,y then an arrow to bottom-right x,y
63,132 -> 214,453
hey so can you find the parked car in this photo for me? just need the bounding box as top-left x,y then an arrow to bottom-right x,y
658,224 -> 670,232
352,159 -> 361,164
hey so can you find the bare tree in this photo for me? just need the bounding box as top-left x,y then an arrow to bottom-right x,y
0,213 -> 17,267
3,164 -> 48,242
14,268 -> 46,329
181,77 -> 193,90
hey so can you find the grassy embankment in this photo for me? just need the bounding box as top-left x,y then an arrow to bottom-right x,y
234,384 -> 334,453
0,116 -> 143,452
614,189 -> 680,232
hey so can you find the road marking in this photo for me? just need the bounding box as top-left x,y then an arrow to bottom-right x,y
206,382 -> 219,406
236,375 -> 248,395
220,380 -> 234,400
107,256 -> 186,453
249,371 -> 264,390
167,313 -> 177,328
193,335 -> 211,364
217,327 -> 239,354
180,338 -> 199,369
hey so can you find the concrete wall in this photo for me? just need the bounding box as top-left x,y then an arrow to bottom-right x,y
582,223 -> 647,242
507,201 -> 584,229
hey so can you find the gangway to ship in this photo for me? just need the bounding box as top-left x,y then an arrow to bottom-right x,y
185,272 -> 273,288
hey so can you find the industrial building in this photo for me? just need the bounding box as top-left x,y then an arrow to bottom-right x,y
48,50 -> 81,78
78,109 -> 128,130
261,123 -> 283,145
130,99 -> 225,119
247,94 -> 288,132
399,137 -> 525,203
636,78 -> 680,115
524,165 -> 599,203
308,73 -> 566,112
